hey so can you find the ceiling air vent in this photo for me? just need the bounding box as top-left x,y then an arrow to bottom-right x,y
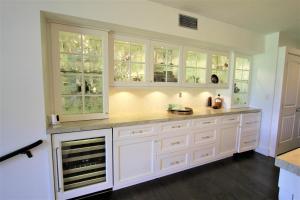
179,14 -> 198,30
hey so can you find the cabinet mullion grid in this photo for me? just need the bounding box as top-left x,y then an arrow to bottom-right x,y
80,33 -> 85,114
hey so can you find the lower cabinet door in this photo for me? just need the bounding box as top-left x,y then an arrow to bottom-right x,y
218,124 -> 239,157
113,137 -> 157,189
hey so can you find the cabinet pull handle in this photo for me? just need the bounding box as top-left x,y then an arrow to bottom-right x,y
201,153 -> 210,157
244,140 -> 256,144
171,125 -> 181,128
171,141 -> 181,146
55,147 -> 62,192
228,118 -> 235,121
201,136 -> 211,139
203,121 -> 211,124
132,130 -> 143,134
246,121 -> 258,125
171,161 -> 180,165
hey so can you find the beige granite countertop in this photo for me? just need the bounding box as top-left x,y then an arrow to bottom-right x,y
275,148 -> 300,176
47,107 -> 260,134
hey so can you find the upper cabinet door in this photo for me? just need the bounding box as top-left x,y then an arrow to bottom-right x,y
152,42 -> 181,84
183,48 -> 208,85
51,24 -> 109,122
113,36 -> 148,85
210,53 -> 230,86
232,56 -> 251,107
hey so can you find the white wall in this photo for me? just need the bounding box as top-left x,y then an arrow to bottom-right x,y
279,32 -> 300,49
250,32 -> 280,156
0,0 -> 265,200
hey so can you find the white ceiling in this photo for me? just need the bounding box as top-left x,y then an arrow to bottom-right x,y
150,0 -> 300,38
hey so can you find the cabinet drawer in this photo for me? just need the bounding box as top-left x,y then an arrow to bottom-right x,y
159,134 -> 189,154
159,120 -> 189,133
114,124 -> 156,140
158,152 -> 188,172
240,134 -> 258,150
190,144 -> 216,166
192,117 -> 218,127
241,113 -> 261,126
240,125 -> 260,137
221,114 -> 240,124
191,128 -> 217,146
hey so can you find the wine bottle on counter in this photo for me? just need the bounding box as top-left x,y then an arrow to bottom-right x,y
207,96 -> 212,107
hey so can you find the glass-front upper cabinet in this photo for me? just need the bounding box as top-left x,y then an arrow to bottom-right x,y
210,53 -> 230,86
153,43 -> 180,83
232,56 -> 251,107
50,24 -> 108,122
184,48 -> 207,85
113,36 -> 147,84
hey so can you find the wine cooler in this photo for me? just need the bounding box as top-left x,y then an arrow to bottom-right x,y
52,129 -> 112,200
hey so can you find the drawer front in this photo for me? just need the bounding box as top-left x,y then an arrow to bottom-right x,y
240,134 -> 258,150
221,114 -> 240,124
192,117 -> 218,128
158,152 -> 188,172
190,144 -> 216,166
191,128 -> 217,146
159,134 -> 189,154
114,124 -> 156,140
240,125 -> 260,137
159,120 -> 189,133
242,113 -> 261,126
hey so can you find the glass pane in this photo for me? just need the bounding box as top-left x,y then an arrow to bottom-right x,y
131,63 -> 145,82
59,31 -> 81,54
196,53 -> 207,68
154,64 -> 166,82
82,35 -> 102,55
62,96 -> 83,115
60,54 -> 82,73
166,48 -> 179,66
166,66 -> 178,82
61,74 -> 82,95
114,61 -> 129,81
233,93 -> 248,105
154,47 -> 166,64
185,68 -> 196,83
130,43 -> 145,63
235,69 -> 242,80
212,55 -> 229,70
114,40 -> 130,62
84,75 -> 102,95
199,68 -> 206,84
242,70 -> 249,81
186,51 -> 196,67
83,55 -> 102,74
84,96 -> 103,113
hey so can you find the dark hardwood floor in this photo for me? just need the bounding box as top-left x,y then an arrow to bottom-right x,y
90,152 -> 279,200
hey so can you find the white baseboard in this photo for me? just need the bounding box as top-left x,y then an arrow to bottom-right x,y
255,146 -> 270,156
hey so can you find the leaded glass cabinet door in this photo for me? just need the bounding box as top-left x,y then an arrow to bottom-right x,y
153,43 -> 180,83
184,48 -> 207,85
232,56 -> 251,107
210,53 -> 230,86
51,24 -> 108,122
113,36 -> 147,84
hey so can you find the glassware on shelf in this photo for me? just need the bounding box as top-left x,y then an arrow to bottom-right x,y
154,47 -> 166,64
84,96 -> 103,113
61,74 -> 82,95
131,63 -> 145,82
60,54 -> 82,73
59,31 -> 81,54
61,96 -> 83,115
185,50 -> 207,84
84,75 -> 103,95
114,40 -> 130,62
114,61 -> 130,81
83,35 -> 102,56
83,55 -> 103,74
130,43 -> 145,63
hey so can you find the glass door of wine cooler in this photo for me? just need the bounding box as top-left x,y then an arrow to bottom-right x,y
52,129 -> 112,200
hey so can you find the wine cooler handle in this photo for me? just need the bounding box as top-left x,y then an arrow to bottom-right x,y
55,147 -> 62,192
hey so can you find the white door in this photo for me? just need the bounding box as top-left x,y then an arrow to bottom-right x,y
218,124 -> 239,157
113,137 -> 157,189
277,54 -> 300,154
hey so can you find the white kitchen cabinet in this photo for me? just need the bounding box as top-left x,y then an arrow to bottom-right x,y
52,129 -> 113,200
113,136 -> 158,189
218,123 -> 239,158
50,23 -> 109,122
190,143 -> 216,167
210,53 -> 230,87
238,113 -> 261,153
